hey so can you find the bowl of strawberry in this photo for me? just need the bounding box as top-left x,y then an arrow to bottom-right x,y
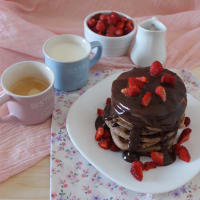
84,10 -> 136,57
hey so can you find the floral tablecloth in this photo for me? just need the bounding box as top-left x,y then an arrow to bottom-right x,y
50,68 -> 200,200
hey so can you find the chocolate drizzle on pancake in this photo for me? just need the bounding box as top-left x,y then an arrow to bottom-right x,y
95,66 -> 187,166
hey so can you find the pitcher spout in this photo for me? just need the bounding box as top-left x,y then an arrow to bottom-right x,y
139,16 -> 166,32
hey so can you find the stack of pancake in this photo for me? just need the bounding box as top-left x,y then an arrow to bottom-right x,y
104,66 -> 187,165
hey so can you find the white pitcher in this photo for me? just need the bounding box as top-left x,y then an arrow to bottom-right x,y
130,17 -> 167,67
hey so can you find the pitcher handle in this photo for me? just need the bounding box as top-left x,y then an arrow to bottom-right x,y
89,41 -> 102,69
0,91 -> 17,122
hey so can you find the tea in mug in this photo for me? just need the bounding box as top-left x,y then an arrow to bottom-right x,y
9,77 -> 49,96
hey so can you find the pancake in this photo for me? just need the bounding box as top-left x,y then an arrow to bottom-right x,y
97,65 -> 187,166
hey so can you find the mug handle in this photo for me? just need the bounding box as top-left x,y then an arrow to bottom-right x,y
0,91 -> 17,122
89,41 -> 102,69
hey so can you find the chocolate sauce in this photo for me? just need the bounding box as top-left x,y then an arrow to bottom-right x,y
122,151 -> 140,163
128,127 -> 142,152
95,66 -> 187,166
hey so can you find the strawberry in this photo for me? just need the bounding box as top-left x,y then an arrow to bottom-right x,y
178,145 -> 191,162
128,77 -> 144,89
143,161 -> 157,171
98,139 -> 111,150
174,144 -> 181,155
121,16 -> 128,22
110,12 -> 120,21
142,92 -> 152,106
97,108 -> 104,117
130,161 -> 143,181
121,87 -> 140,97
87,18 -> 96,27
184,117 -> 191,127
106,97 -> 111,105
155,86 -> 166,102
177,128 -> 192,145
150,61 -> 163,76
96,20 -> 106,32
161,73 -> 177,86
110,142 -> 121,152
151,152 -> 164,166
107,15 -> 118,25
100,14 -> 108,21
95,127 -> 104,141
106,25 -> 116,35
117,21 -> 125,29
115,28 -> 123,36
135,76 -> 148,83
125,20 -> 133,33
103,129 -> 111,139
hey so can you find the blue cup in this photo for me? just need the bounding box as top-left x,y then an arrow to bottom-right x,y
42,34 -> 102,91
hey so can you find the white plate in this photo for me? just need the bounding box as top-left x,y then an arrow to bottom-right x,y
66,72 -> 200,194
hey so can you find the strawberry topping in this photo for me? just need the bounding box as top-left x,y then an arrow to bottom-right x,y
177,128 -> 192,145
135,76 -> 148,83
98,139 -> 111,150
142,92 -> 152,106
106,97 -> 111,105
143,161 -> 157,171
95,127 -> 104,141
150,61 -> 163,76
130,161 -> 143,181
178,145 -> 191,162
155,85 -> 166,102
128,77 -> 144,89
184,117 -> 191,127
97,108 -> 104,117
121,87 -> 140,97
110,142 -> 121,152
161,73 -> 177,86
151,152 -> 164,166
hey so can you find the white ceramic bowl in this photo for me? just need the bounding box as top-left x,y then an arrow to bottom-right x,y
84,10 -> 136,57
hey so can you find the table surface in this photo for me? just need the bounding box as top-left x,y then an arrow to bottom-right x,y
0,67 -> 199,200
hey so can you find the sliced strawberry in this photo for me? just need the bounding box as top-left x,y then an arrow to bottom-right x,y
130,161 -> 143,181
103,129 -> 111,139
161,73 -> 177,86
184,117 -> 191,127
178,145 -> 191,162
128,77 -> 144,89
135,76 -> 148,83
121,87 -> 140,97
95,127 -> 104,141
110,142 -> 121,152
106,97 -> 111,105
97,108 -> 104,117
150,61 -> 163,76
177,128 -> 192,145
155,86 -> 166,102
143,161 -> 157,171
174,144 -> 181,155
151,152 -> 164,166
142,92 -> 152,106
98,139 -> 111,150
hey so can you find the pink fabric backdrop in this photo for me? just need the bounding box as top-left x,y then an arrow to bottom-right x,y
0,0 -> 200,182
